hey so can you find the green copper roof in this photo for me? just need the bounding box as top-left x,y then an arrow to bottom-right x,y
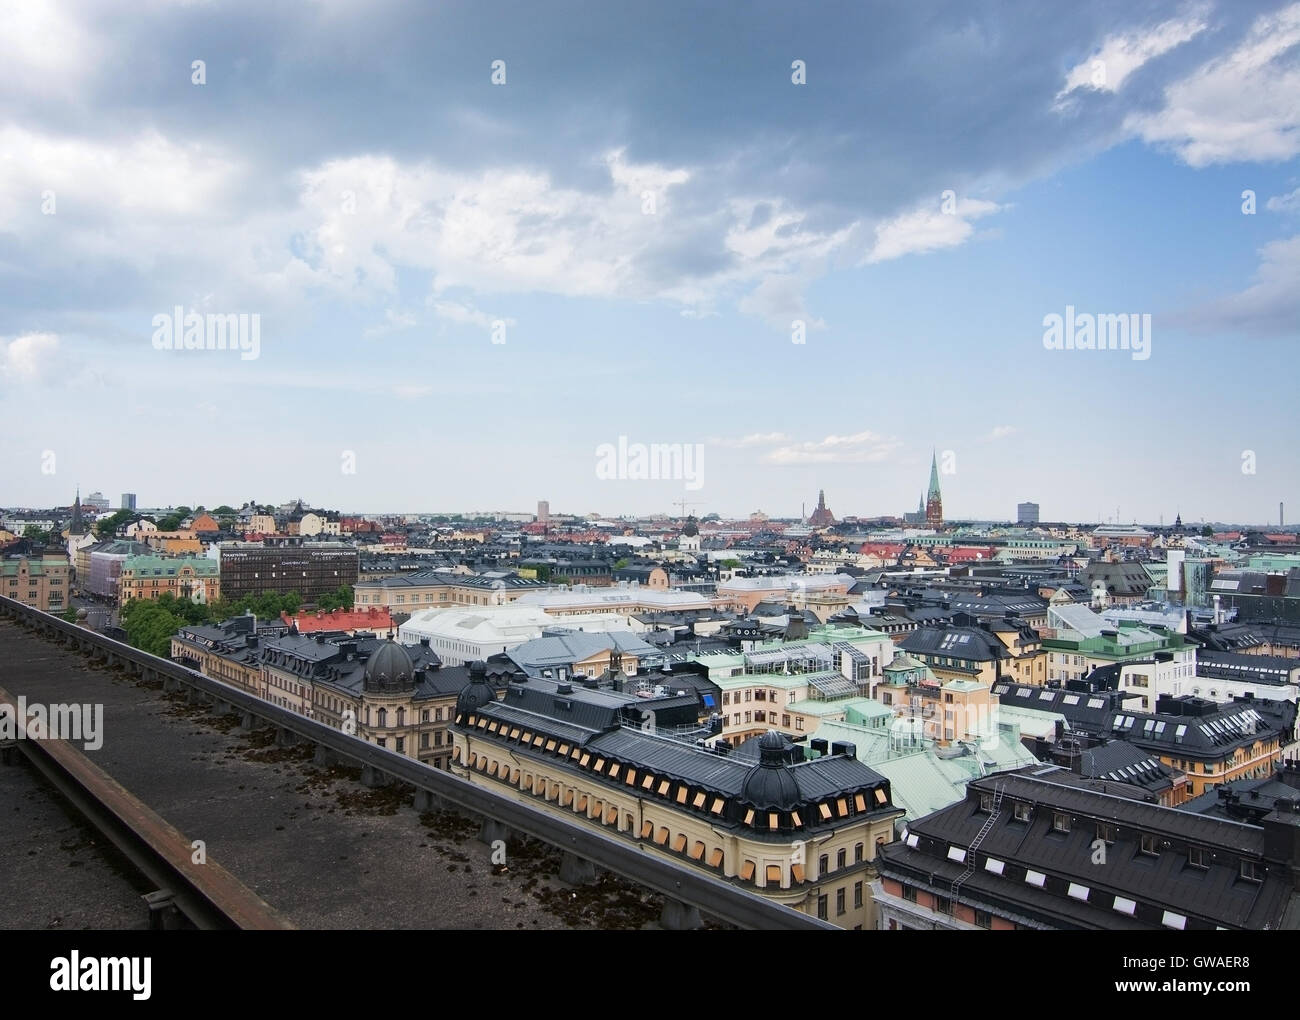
927,450 -> 942,501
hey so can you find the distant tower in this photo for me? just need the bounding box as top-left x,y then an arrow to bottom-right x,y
537,500 -> 550,524
925,451 -> 943,529
1282,502 -> 1285,528
808,489 -> 836,527
69,489 -> 87,536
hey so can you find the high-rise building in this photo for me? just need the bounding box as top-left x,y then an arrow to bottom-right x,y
925,452 -> 943,529
121,493 -> 137,510
1017,501 -> 1039,525
537,500 -> 550,523
84,491 -> 110,512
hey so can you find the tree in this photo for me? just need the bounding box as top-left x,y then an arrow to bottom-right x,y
22,525 -> 52,546
121,595 -> 190,657
94,509 -> 134,539
315,585 -> 355,612
62,604 -> 80,624
614,557 -> 630,569
1201,525 -> 1213,537
721,558 -> 741,569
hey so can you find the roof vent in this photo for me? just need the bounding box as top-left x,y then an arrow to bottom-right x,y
556,682 -> 573,695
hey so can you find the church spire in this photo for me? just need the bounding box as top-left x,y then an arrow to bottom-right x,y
925,451 -> 944,529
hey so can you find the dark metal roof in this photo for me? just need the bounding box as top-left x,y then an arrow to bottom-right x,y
879,767 -> 1297,929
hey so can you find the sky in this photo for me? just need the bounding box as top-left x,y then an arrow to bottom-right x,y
1,0 -> 1298,524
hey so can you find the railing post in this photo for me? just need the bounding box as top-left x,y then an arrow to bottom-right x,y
660,898 -> 703,930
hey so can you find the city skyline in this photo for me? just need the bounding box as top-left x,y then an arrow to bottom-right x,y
2,1 -> 1298,520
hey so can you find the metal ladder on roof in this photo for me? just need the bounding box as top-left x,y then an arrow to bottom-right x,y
950,782 -> 1004,907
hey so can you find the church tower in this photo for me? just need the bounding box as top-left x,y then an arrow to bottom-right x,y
925,452 -> 943,529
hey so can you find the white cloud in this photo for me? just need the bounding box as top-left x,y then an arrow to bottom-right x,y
737,274 -> 825,330
362,308 -> 418,340
1267,186 -> 1300,214
710,432 -> 791,448
0,0 -> 102,96
1057,7 -> 1208,99
0,332 -> 60,384
1126,4 -> 1300,166
1182,233 -> 1300,336
983,425 -> 1017,441
764,431 -> 902,465
430,300 -> 512,330
864,197 -> 1001,264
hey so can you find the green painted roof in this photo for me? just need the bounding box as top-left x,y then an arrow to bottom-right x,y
121,554 -> 219,577
713,670 -> 821,691
784,699 -> 852,717
843,699 -> 893,726
812,716 -> 1038,822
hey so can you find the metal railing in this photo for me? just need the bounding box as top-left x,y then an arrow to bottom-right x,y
0,596 -> 836,930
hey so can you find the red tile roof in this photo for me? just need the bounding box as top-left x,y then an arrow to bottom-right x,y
283,607 -> 396,634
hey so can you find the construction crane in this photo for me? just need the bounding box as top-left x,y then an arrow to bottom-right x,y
674,498 -> 702,520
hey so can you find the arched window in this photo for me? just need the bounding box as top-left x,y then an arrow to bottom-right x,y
377,707 -> 387,727
396,707 -> 405,726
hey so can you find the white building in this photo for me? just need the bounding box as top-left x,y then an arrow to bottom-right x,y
513,585 -> 714,617
397,604 -> 644,665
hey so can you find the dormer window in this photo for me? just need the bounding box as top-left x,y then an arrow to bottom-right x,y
1013,802 -> 1032,823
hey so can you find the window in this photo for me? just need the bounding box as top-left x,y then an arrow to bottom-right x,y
854,881 -> 863,909
854,842 -> 864,863
836,889 -> 846,916
1013,802 -> 1032,823
979,792 -> 994,812
1139,834 -> 1159,857
1188,847 -> 1209,869
819,853 -> 829,875
975,909 -> 992,929
1240,859 -> 1262,882
1096,822 -> 1116,844
902,885 -> 918,903
934,896 -> 951,915
817,895 -> 828,920
837,848 -> 847,869
782,714 -> 791,727
1052,812 -> 1070,833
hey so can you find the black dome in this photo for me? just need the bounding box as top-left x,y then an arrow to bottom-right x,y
455,660 -> 498,717
740,731 -> 801,812
682,517 -> 699,537
364,640 -> 416,693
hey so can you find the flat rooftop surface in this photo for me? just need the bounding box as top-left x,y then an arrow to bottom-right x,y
0,619 -> 671,930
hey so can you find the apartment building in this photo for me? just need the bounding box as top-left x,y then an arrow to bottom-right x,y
118,554 -> 221,604
452,670 -> 903,928
874,765 -> 1300,930
0,550 -> 70,612
354,569 -> 552,611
